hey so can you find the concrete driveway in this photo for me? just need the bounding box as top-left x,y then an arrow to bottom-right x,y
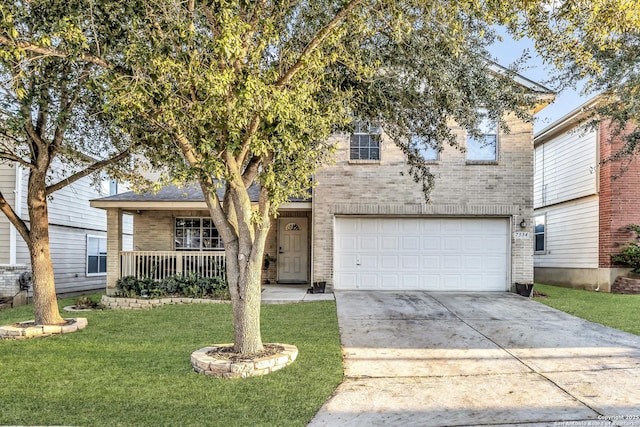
309,291 -> 640,427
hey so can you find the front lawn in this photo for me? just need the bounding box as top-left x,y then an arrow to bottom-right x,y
0,296 -> 343,427
534,283 -> 640,336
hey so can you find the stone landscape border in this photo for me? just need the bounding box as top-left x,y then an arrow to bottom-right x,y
191,343 -> 299,378
0,318 -> 88,340
101,295 -> 230,310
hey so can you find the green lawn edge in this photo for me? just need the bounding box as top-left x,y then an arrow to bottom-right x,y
534,283 -> 640,336
0,296 -> 343,427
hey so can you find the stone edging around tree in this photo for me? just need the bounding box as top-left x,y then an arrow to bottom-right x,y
0,318 -> 88,340
100,295 -> 230,310
191,343 -> 298,378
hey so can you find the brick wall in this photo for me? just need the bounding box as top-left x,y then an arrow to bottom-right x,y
0,264 -> 29,298
312,113 -> 534,287
599,120 -> 640,268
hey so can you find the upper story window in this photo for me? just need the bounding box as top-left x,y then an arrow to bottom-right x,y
466,111 -> 498,162
175,218 -> 224,251
350,121 -> 381,161
534,215 -> 546,252
410,135 -> 439,161
87,235 -> 107,275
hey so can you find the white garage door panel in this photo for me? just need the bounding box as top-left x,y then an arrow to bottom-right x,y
334,217 -> 509,291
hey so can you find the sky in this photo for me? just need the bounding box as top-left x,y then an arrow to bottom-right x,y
488,31 -> 592,133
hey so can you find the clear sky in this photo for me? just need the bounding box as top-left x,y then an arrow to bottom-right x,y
488,31 -> 592,133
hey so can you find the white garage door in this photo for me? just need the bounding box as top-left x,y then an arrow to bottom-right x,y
334,217 -> 509,291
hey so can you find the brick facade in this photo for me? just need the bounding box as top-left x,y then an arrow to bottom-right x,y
312,113 -> 534,288
102,114 -> 535,292
599,120 -> 640,269
121,209 -> 309,286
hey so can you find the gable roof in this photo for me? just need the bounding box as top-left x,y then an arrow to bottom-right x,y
534,96 -> 600,145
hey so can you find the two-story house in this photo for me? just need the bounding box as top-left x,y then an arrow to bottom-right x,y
91,70 -> 553,295
533,97 -> 640,291
0,161 -> 133,301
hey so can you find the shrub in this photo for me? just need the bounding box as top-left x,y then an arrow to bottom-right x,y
115,274 -> 229,299
612,225 -> 640,273
74,295 -> 102,309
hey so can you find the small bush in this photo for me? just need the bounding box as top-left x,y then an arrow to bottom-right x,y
612,224 -> 640,273
115,274 -> 229,299
74,296 -> 102,309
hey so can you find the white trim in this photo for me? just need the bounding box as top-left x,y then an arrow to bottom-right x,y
9,163 -> 23,265
86,234 -> 107,276
534,97 -> 600,143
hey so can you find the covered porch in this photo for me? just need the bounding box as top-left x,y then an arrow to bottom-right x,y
120,250 -> 226,281
90,184 -> 312,295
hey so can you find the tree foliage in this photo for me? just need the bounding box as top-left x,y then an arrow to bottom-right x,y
0,0 -> 144,324
501,0 -> 640,157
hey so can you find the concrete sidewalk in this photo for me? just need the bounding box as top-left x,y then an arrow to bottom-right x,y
309,291 -> 640,427
261,284 -> 334,304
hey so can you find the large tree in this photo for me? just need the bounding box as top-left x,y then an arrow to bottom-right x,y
108,0 -> 540,354
0,1 -> 142,324
504,0 -> 640,156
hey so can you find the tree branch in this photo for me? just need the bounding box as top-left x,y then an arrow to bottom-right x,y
0,190 -> 30,246
276,0 -> 363,87
0,35 -> 110,68
0,151 -> 34,169
45,149 -> 130,195
241,156 -> 261,188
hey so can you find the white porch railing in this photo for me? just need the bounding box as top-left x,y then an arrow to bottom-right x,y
120,251 -> 226,281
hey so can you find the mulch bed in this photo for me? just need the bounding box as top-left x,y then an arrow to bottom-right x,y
11,318 -> 76,328
206,344 -> 285,362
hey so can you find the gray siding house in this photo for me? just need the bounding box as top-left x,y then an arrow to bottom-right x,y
0,161 -> 133,299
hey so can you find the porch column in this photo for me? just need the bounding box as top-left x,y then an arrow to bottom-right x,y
106,208 -> 123,295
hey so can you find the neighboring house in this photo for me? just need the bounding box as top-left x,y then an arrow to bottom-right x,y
533,98 -> 640,291
0,162 -> 133,299
91,72 -> 553,294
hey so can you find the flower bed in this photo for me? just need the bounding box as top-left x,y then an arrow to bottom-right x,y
101,295 -> 230,310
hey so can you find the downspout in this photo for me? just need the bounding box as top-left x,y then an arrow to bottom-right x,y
9,163 -> 23,265
310,176 -> 315,286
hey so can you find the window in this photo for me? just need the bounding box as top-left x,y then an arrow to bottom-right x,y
109,180 -> 118,195
175,218 -> 223,250
87,236 -> 107,275
285,223 -> 301,231
350,121 -> 381,161
410,135 -> 439,161
466,111 -> 498,162
99,173 -> 119,196
534,215 -> 545,252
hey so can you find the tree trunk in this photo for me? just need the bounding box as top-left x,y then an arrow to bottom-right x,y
28,172 -> 65,325
226,243 -> 264,354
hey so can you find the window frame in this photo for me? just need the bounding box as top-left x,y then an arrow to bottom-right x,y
466,111 -> 499,163
349,120 -> 381,162
174,217 -> 224,251
534,214 -> 546,253
86,235 -> 107,276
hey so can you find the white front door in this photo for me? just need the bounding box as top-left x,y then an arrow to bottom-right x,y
277,218 -> 309,283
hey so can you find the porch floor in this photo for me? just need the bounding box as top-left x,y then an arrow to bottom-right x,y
261,284 -> 334,304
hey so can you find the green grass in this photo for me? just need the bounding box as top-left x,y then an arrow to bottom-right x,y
0,296 -> 343,427
534,283 -> 640,336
